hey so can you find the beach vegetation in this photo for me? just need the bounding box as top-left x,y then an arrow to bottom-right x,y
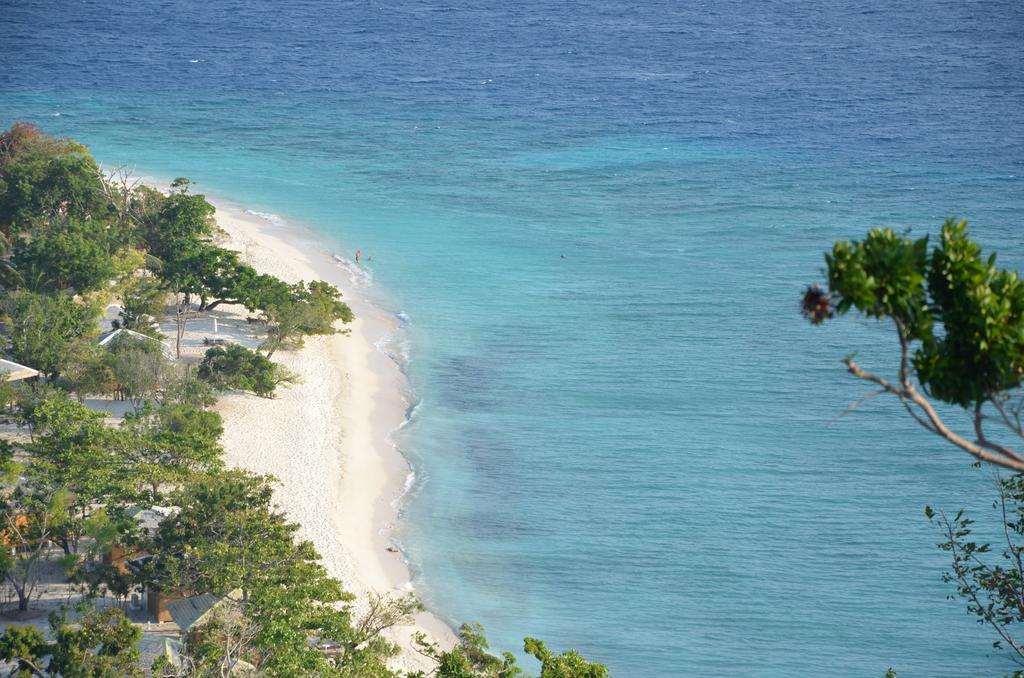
261,279 -> 353,358
413,623 -> 608,678
523,638 -> 608,678
48,604 -> 144,677
0,623 -> 49,675
0,604 -> 143,676
186,245 -> 260,312
198,344 -> 296,398
414,622 -> 522,678
159,363 -> 219,410
116,403 -> 224,502
141,469 -> 412,676
106,332 -> 171,411
143,177 -> 216,261
23,392 -> 123,555
59,339 -> 117,400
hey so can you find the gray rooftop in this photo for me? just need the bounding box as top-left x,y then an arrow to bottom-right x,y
167,593 -> 222,632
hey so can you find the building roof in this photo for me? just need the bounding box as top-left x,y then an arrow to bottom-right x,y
154,636 -> 255,675
166,588 -> 244,633
96,328 -> 175,360
0,358 -> 39,381
126,505 -> 177,536
167,593 -> 223,632
138,634 -> 180,672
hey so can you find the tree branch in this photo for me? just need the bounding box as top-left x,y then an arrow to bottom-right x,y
843,357 -> 1024,471
996,475 -> 1024,620
941,509 -> 1024,662
974,404 -> 1024,464
990,395 -> 1024,438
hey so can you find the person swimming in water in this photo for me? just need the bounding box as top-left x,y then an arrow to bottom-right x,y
355,249 -> 361,264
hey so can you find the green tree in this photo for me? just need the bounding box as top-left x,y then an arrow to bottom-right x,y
157,245 -> 205,359
113,275 -> 167,336
116,403 -> 224,501
198,344 -> 296,398
158,363 -> 218,410
183,245 -> 259,312
23,391 -> 124,555
142,470 -> 393,675
803,219 -> 1024,470
60,339 -> 117,401
105,332 -> 169,411
807,218 -> 1024,668
143,178 -> 215,261
415,626 -> 606,678
1,290 -> 99,378
0,124 -> 108,233
11,219 -> 118,294
146,470 -> 323,603
415,623 -> 522,678
0,485 -> 73,611
0,624 -> 49,676
48,605 -> 143,677
523,638 -> 607,678
262,280 -> 353,358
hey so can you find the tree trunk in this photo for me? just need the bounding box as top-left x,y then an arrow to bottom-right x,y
175,294 -> 192,359
204,298 -> 233,312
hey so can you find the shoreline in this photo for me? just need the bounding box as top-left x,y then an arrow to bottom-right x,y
204,199 -> 457,670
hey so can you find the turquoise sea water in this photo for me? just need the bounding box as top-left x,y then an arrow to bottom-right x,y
4,1 -> 1024,674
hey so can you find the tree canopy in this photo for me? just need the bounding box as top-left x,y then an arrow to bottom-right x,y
10,218 -> 118,294
0,123 -> 108,233
804,218 -> 1024,471
1,290 -> 99,378
198,344 -> 296,398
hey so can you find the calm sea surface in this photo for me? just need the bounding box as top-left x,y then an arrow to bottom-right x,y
3,1 -> 1024,674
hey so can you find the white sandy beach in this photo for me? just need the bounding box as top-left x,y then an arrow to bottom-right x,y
201,201 -> 456,672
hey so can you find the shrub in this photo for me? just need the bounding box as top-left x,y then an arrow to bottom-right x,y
197,344 -> 295,398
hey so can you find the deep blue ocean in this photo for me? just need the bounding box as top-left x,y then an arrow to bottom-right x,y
3,1 -> 1024,674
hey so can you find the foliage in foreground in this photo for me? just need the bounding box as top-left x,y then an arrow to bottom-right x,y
807,218 -> 1024,671
927,475 -> 1024,672
804,218 -> 1024,470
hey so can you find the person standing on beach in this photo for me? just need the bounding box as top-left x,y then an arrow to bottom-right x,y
355,249 -> 361,264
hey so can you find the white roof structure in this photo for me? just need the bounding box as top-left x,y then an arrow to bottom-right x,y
127,505 -> 179,536
0,358 -> 40,381
96,329 -> 175,360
